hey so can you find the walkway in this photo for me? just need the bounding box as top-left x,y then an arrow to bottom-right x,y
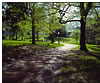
3,43 -> 77,83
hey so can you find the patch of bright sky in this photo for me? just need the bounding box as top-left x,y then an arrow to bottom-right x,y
66,21 -> 80,32
60,5 -> 80,32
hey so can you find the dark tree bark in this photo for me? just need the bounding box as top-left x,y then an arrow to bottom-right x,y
80,16 -> 87,51
21,37 -> 23,40
80,2 -> 92,51
31,3 -> 35,44
9,31 -> 11,40
15,31 -> 17,40
21,34 -> 23,40
36,30 -> 39,41
32,19 -> 35,44
50,32 -> 55,43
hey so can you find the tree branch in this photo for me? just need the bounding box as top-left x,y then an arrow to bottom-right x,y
60,5 -> 70,18
94,7 -> 99,18
93,6 -> 100,8
85,2 -> 92,16
41,12 -> 57,18
68,3 -> 80,8
59,18 -> 81,24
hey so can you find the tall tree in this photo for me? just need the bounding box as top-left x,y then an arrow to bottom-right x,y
80,2 -> 92,51
31,3 -> 36,44
45,14 -> 62,43
28,2 -> 47,44
54,2 -> 92,51
34,3 -> 47,41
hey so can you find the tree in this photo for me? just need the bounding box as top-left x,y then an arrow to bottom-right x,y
17,20 -> 32,40
45,14 -> 62,43
27,2 -> 36,44
2,2 -> 28,40
79,2 -> 92,51
34,3 -> 47,41
28,2 -> 48,44
53,2 -> 92,51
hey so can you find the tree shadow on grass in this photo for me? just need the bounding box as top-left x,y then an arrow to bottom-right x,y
86,51 -> 100,60
86,45 -> 100,60
60,49 -> 100,83
87,45 -> 100,53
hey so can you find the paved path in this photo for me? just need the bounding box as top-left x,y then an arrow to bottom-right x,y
3,43 -> 78,83
56,43 -> 78,51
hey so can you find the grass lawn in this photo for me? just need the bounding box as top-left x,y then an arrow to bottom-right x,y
2,40 -> 64,48
2,40 -> 31,47
60,44 -> 100,83
57,37 -> 80,45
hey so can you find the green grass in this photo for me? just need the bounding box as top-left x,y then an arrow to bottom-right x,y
86,44 -> 100,53
2,40 -> 64,48
60,46 -> 100,83
63,41 -> 79,45
56,37 -> 79,45
73,44 -> 100,54
2,40 -> 31,47
64,40 -> 100,54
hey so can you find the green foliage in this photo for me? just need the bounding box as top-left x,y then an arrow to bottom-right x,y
34,3 -> 47,32
43,8 -> 62,34
2,2 -> 29,40
86,16 -> 100,44
70,30 -> 80,44
17,20 -> 32,40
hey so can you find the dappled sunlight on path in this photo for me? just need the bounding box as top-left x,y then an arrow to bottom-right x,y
3,43 -> 77,83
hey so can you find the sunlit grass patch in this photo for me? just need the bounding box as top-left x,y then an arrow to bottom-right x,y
62,66 -> 77,73
79,55 -> 98,61
2,40 -> 31,47
87,44 -> 100,54
70,43 -> 100,54
2,40 -> 64,48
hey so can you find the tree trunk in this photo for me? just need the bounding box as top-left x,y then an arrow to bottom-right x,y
32,19 -> 35,44
36,30 -> 39,41
21,35 -> 23,40
9,32 -> 11,40
51,32 -> 55,43
31,3 -> 35,44
15,31 -> 17,40
9,31 -> 11,40
79,2 -> 92,51
80,16 -> 88,51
